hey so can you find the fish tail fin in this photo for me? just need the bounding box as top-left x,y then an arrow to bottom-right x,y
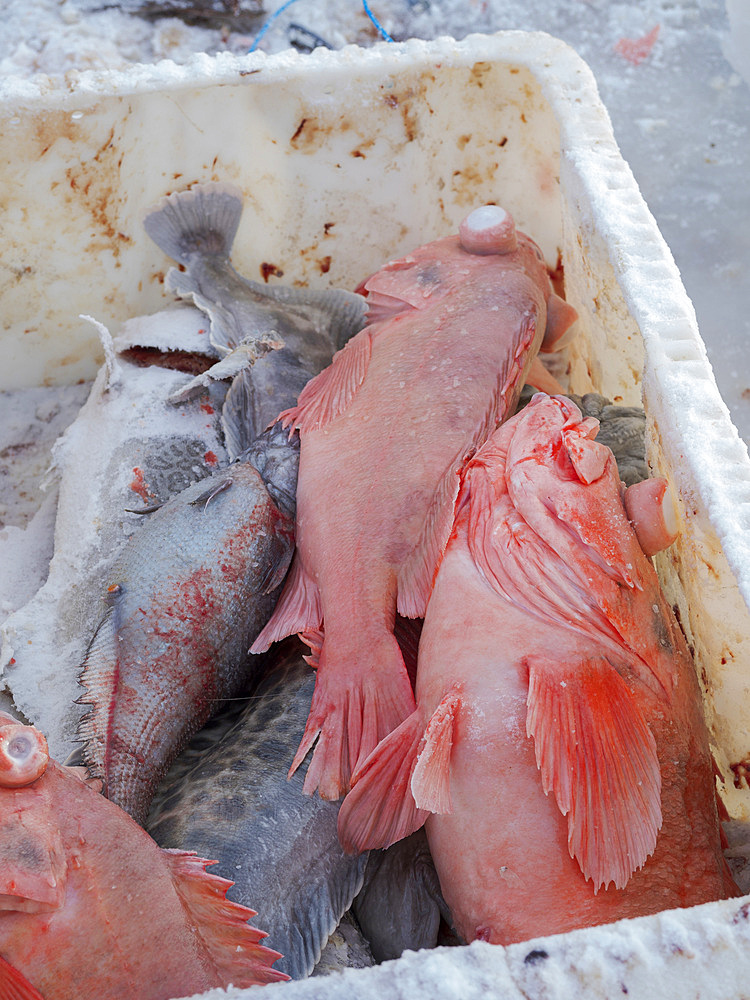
250,554 -> 322,653
290,630 -> 416,802
143,182 -> 243,265
525,655 -> 662,892
337,707 -> 429,854
165,850 -> 290,986
0,955 -> 45,1000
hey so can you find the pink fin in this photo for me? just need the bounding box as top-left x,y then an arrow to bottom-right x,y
290,632 -> 416,801
411,686 -> 461,813
0,956 -> 45,1000
250,555 -> 322,653
337,708 -> 429,854
278,328 -> 372,432
165,850 -> 289,986
525,356 -> 566,395
397,457 -> 463,618
541,292 -> 578,350
525,656 -> 662,892
561,418 -> 610,484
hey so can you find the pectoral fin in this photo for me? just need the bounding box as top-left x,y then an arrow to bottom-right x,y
0,956 -> 45,1000
410,687 -> 461,813
525,655 -> 662,891
277,328 -> 372,432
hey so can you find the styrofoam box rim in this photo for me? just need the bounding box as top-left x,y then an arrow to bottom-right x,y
4,31 -> 749,615
5,31 -> 750,999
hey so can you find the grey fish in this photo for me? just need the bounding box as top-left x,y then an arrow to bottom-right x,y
143,182 -> 369,458
147,639 -> 368,979
147,639 -> 448,978
77,460 -> 294,825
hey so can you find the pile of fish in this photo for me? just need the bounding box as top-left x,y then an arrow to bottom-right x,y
0,183 -> 739,998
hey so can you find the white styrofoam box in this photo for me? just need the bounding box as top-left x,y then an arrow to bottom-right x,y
3,29 -> 750,998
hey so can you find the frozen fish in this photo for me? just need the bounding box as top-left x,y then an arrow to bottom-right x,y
143,182 -> 369,457
77,460 -> 294,825
339,393 -> 737,944
253,205 -> 578,800
0,712 -> 287,1000
0,310 -> 226,760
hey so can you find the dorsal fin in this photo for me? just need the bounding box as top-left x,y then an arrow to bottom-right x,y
76,591 -> 125,786
164,850 -> 289,985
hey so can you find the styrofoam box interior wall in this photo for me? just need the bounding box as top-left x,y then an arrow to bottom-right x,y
4,31 -> 750,998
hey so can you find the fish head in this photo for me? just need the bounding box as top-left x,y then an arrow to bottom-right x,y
505,393 -> 646,589
0,717 -> 67,914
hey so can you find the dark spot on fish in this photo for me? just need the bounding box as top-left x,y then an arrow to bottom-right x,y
524,949 -> 549,965
260,262 -> 284,283
239,68 -> 262,77
520,113 -> 527,123
13,837 -> 49,872
621,986 -> 629,995
214,795 -> 247,822
417,264 -> 441,288
498,136 -> 508,147
351,149 -> 366,158
324,222 -> 335,236
318,256 -> 332,274
470,62 -> 492,87
733,902 -> 750,923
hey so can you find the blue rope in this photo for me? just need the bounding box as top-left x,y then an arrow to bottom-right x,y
361,0 -> 395,42
249,0 -> 395,52
249,0 -> 305,52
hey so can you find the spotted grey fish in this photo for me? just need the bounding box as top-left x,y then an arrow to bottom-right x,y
147,638 -> 448,978
143,182 -> 369,459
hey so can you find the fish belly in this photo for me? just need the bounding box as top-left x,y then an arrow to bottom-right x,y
417,541 -> 736,946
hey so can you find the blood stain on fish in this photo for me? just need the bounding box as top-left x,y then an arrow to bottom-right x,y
129,467 -> 154,503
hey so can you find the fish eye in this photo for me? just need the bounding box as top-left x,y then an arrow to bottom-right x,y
7,735 -> 32,761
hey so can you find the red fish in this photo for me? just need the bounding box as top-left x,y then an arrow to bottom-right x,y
338,393 -> 737,944
0,712 -> 288,999
252,207 -> 577,801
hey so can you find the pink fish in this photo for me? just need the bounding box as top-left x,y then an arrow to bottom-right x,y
252,208 -> 578,801
0,712 -> 288,999
338,393 -> 738,944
